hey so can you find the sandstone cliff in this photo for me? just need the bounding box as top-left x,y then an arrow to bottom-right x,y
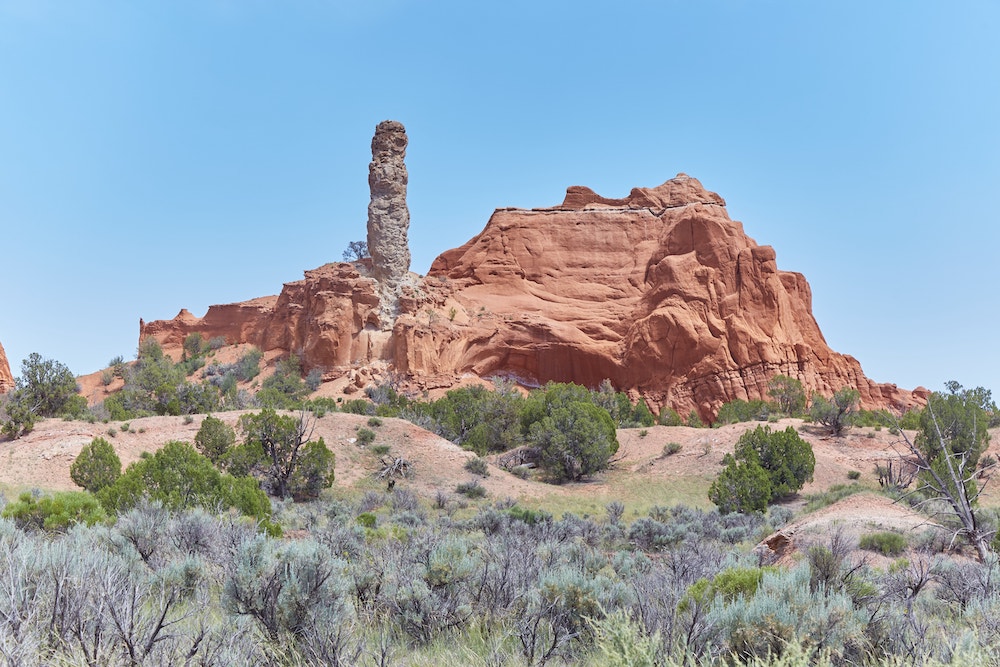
0,339 -> 13,393
139,174 -> 924,418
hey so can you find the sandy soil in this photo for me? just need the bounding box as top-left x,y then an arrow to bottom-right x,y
3,413 -> 997,548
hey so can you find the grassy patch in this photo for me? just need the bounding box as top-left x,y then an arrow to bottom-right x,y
802,483 -> 867,513
521,472 -> 715,520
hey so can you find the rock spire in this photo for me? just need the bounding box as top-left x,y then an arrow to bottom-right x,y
367,120 -> 411,292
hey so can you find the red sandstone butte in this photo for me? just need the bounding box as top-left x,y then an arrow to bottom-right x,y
139,175 -> 925,418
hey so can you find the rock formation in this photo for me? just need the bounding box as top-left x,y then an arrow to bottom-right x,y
0,339 -> 13,393
367,120 -> 411,322
139,173 -> 924,419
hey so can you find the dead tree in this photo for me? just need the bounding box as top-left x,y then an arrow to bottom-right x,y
892,399 -> 994,563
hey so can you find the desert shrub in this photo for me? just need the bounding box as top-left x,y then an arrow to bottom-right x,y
658,407 -> 684,426
303,398 -> 337,419
708,564 -> 865,662
204,348 -> 263,391
70,436 -> 122,492
898,408 -> 922,430
288,439 -> 336,501
357,491 -> 385,512
2,490 -> 107,531
768,505 -> 795,527
847,469 -> 861,480
371,444 -> 391,456
257,355 -> 310,409
367,417 -> 383,427
768,375 -> 807,416
710,425 -> 814,514
686,410 -> 705,428
426,382 -> 522,455
628,517 -> 690,550
305,368 -> 323,392
194,414 -> 236,464
456,480 -> 487,499
341,398 -> 376,415
715,399 -> 773,426
463,457 -> 490,477
662,442 -> 682,457
224,535 -> 349,640
859,531 -> 908,556
708,461 -> 770,515
356,427 -> 376,446
507,505 -> 552,525
235,409 -> 334,500
592,379 -> 657,428
523,383 -> 619,482
810,387 -> 860,436
2,352 -> 80,438
589,608 -> 661,667
390,488 -> 421,513
97,441 -> 273,525
681,567 -> 773,613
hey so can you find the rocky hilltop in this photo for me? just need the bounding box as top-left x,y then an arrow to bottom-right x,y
421,174 -> 923,415
139,122 -> 923,418
0,339 -> 13,393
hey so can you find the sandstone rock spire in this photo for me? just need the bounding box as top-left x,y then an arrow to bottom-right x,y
367,120 -> 411,290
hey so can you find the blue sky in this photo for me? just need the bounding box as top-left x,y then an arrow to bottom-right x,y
1,1 -> 997,394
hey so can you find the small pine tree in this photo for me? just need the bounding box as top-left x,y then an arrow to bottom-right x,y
709,425 -> 814,513
810,387 -> 860,436
70,437 -> 122,493
195,415 -> 236,464
767,374 -> 806,416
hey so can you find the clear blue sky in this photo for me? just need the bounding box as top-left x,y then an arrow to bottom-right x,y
2,1 -> 997,395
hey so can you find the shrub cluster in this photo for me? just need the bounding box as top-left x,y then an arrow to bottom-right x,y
0,492 -> 995,665
709,425 -> 815,513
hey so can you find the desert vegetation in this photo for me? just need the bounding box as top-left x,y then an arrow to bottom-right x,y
6,349 -> 1000,664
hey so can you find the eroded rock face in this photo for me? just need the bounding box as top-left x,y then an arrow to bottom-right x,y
418,174 -> 924,416
140,262 -> 393,376
367,120 -> 411,293
0,339 -> 13,393
139,174 -> 924,418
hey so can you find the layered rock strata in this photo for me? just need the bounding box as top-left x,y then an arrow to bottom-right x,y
0,339 -> 13,393
139,174 -> 924,418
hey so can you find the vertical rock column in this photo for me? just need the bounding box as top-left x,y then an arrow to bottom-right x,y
367,120 -> 411,325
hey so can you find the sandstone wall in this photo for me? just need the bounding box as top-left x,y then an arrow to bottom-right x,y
0,339 -> 13,393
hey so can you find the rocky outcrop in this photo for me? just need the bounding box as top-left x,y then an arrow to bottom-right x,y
367,120 -> 411,322
0,339 -> 13,393
139,262 -> 398,376
139,173 -> 924,418
419,174 -> 923,416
